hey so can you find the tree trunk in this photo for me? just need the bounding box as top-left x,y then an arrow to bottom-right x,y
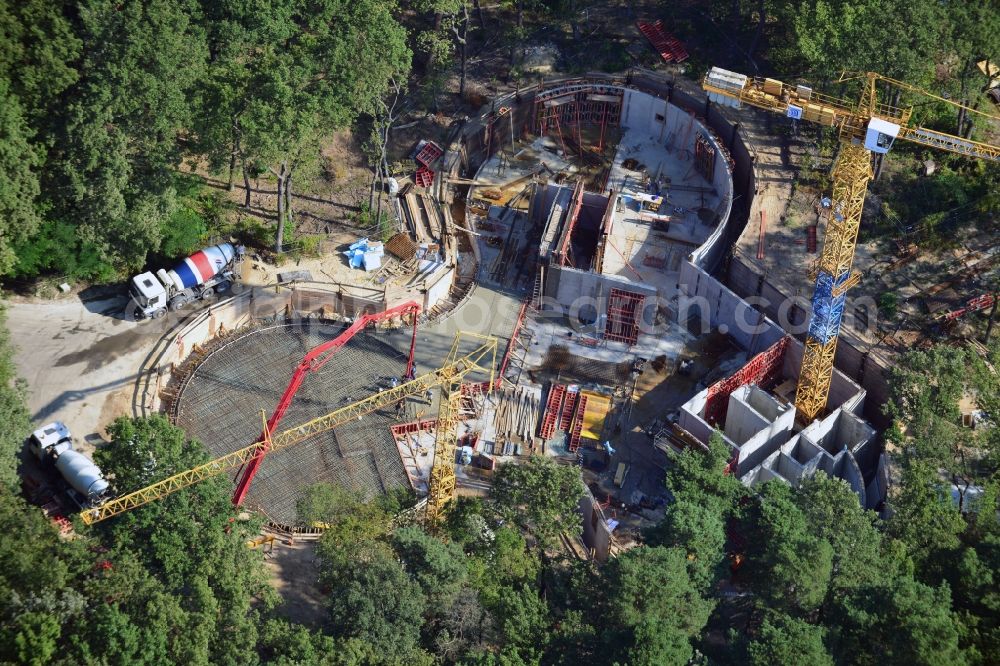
426,12 -> 443,71
473,0 -> 486,32
227,117 -> 241,191
274,162 -> 287,253
285,171 -> 293,225
374,162 -> 384,234
746,0 -> 766,62
241,160 -> 252,209
459,22 -> 468,97
985,298 -> 999,345
227,151 -> 237,191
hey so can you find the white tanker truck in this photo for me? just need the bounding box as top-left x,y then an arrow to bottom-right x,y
28,422 -> 109,507
127,243 -> 243,320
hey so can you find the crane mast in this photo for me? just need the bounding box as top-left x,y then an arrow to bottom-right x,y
703,67 -> 1000,422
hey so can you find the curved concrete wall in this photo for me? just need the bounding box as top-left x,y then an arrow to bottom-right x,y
131,282 -> 406,419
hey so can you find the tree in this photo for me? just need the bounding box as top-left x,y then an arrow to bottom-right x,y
47,0 -> 209,273
491,456 -> 583,546
743,482 -> 833,614
794,473 -> 890,591
944,5 -> 1000,138
489,585 -> 550,660
747,613 -> 833,666
92,416 -> 272,665
603,546 -> 715,666
774,0 -> 944,84
393,525 -> 469,607
0,307 -> 31,488
0,0 -> 82,122
0,79 -> 41,274
665,431 -> 745,515
327,546 -> 428,659
648,499 -> 727,592
887,461 -> 966,574
197,0 -> 411,252
309,483 -> 396,578
97,414 -> 208,493
829,576 -> 967,665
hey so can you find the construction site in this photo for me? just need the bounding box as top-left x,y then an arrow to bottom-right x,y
16,54 -> 998,563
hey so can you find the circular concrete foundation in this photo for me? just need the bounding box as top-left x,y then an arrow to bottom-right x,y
173,322 -> 411,527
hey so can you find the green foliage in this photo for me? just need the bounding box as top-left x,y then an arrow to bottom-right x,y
603,546 -> 715,666
0,77 -> 42,274
328,545 -> 428,658
648,500 -> 727,591
0,0 -> 410,279
97,414 -> 207,493
878,292 -> 899,318
743,482 -> 834,614
772,0 -> 945,83
11,219 -> 119,282
665,431 -> 745,516
491,456 -> 584,546
748,613 -> 833,666
795,474 -> 892,590
829,576 -> 966,665
393,525 -> 469,606
0,307 -> 30,488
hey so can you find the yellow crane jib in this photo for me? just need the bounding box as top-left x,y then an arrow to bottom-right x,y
81,333 -> 498,525
702,67 -> 1000,422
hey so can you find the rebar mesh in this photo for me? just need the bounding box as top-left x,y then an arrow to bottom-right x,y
174,322 -> 410,526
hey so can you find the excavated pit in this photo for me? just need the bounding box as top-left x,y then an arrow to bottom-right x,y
173,322 -> 411,527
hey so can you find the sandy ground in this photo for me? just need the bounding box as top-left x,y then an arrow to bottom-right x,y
5,294 -> 176,451
262,538 -> 327,629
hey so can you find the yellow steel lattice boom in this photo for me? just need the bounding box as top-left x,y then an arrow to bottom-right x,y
426,333 -> 497,527
82,334 -> 498,525
703,67 -> 1000,422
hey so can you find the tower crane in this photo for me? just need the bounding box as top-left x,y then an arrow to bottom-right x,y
703,68 -> 1000,422
81,332 -> 497,525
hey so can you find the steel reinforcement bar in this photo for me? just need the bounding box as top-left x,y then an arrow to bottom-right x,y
82,337 -> 498,525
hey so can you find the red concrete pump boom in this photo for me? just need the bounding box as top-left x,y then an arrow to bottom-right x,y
231,301 -> 421,506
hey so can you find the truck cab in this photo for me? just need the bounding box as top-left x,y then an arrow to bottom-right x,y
128,272 -> 168,320
29,421 -> 74,461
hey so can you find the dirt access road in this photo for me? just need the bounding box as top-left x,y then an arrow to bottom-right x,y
5,293 -> 190,452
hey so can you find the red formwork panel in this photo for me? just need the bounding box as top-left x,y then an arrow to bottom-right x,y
559,387 -> 580,431
415,141 -> 444,167
539,383 -> 567,440
568,393 -> 589,451
806,225 -> 818,253
637,20 -> 689,64
415,165 -> 435,187
606,288 -> 645,345
390,419 -> 438,437
703,336 -> 790,426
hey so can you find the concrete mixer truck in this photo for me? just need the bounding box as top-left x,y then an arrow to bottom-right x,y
28,422 -> 109,507
127,243 -> 243,320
